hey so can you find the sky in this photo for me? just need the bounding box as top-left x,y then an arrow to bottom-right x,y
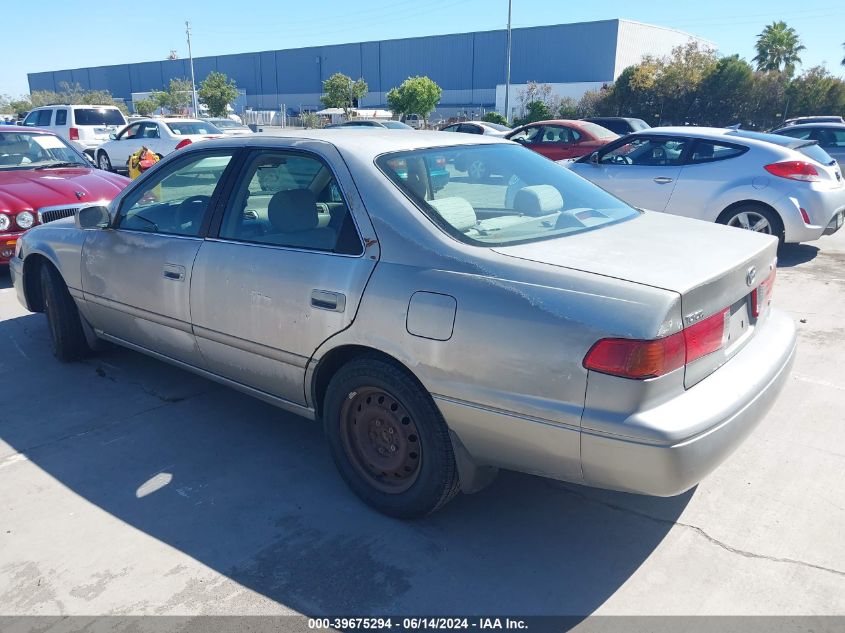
1,0 -> 843,97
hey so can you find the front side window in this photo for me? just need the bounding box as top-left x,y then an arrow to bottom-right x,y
814,128 -> 845,148
22,111 -> 40,127
508,126 -> 542,145
219,151 -> 361,254
689,141 -> 747,164
118,123 -> 141,140
600,136 -> 689,166
377,144 -> 638,246
118,151 -> 234,236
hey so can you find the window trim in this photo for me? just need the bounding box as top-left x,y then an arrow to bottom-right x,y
208,147 -> 365,257
113,147 -> 244,238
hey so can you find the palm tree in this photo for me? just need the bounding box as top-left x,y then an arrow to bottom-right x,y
753,21 -> 805,76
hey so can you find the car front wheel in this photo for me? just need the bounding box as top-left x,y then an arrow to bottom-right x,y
97,151 -> 113,172
323,356 -> 460,518
41,264 -> 92,362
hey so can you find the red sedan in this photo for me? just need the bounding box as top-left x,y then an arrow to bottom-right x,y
505,119 -> 618,161
0,126 -> 129,264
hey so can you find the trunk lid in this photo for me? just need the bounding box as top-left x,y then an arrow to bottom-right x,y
494,212 -> 779,387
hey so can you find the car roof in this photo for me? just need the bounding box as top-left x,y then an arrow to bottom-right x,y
642,126 -> 815,150
0,125 -> 56,135
774,122 -> 845,130
187,129 -> 508,159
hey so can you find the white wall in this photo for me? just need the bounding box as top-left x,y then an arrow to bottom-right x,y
495,82 -> 608,120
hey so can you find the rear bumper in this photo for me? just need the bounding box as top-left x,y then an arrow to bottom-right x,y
580,309 -> 796,495
775,185 -> 845,243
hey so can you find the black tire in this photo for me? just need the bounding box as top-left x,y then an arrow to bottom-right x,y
323,356 -> 460,518
717,203 -> 784,245
41,264 -> 91,362
97,151 -> 113,172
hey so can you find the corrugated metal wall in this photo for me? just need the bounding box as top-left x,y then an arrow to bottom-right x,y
27,19 -> 705,113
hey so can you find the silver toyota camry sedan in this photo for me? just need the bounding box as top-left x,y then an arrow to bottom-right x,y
10,131 -> 796,518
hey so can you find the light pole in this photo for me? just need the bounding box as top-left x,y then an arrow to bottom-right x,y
186,21 -> 199,117
503,0 -> 512,123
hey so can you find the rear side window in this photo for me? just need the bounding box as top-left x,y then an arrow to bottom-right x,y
777,128 -> 813,140
73,108 -> 126,126
815,128 -> 845,148
688,141 -> 747,164
166,121 -> 220,135
55,109 -> 68,126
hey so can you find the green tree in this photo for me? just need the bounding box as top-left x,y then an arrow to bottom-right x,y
386,76 -> 442,125
753,21 -> 805,77
557,97 -> 578,119
320,73 -> 368,116
576,89 -> 613,118
481,111 -> 508,126
787,66 -> 845,120
134,97 -> 158,117
746,71 -> 791,129
512,101 -> 552,126
154,78 -> 193,115
697,55 -> 754,126
842,42 -> 844,66
199,71 -> 239,117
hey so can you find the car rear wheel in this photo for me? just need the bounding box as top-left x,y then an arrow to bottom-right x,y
323,356 -> 460,518
718,204 -> 784,244
41,264 -> 92,362
97,151 -> 113,172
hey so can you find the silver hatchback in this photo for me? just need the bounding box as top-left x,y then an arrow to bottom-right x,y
11,131 -> 796,517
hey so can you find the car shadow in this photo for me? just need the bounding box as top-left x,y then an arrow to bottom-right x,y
777,243 -> 820,267
0,268 -> 12,290
0,312 -> 692,616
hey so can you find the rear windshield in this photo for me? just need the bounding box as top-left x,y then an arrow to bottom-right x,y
579,121 -> 618,140
798,143 -> 836,165
166,121 -> 221,135
382,121 -> 413,129
73,108 -> 126,126
484,122 -> 511,132
376,144 -> 638,247
209,119 -> 241,129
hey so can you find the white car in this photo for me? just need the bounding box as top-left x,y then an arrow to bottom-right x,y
203,118 -> 253,136
440,121 -> 511,137
95,118 -> 224,172
21,105 -> 127,157
568,127 -> 845,243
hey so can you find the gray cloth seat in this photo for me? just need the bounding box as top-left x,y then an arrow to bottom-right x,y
264,188 -> 337,250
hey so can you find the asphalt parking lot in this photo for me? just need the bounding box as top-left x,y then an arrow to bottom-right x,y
0,229 -> 844,617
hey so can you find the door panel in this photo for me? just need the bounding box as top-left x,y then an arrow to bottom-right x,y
190,146 -> 377,405
584,136 -> 690,212
81,150 -> 236,366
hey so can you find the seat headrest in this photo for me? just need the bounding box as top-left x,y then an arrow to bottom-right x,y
268,189 -> 318,232
513,185 -> 563,216
428,197 -> 477,232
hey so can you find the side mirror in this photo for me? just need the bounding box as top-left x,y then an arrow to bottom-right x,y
75,205 -> 111,230
589,152 -> 600,164
109,132 -> 117,140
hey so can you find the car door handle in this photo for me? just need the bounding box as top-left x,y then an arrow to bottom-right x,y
653,177 -> 674,184
163,263 -> 186,281
311,290 -> 346,312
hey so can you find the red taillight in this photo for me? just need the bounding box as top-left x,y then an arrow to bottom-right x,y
764,161 -> 820,182
69,127 -> 79,140
584,308 -> 730,380
175,138 -> 193,150
751,267 -> 776,318
800,208 -> 811,224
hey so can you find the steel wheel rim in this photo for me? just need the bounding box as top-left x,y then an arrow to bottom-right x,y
728,211 -> 772,234
468,160 -> 487,179
99,153 -> 109,170
340,387 -> 422,494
